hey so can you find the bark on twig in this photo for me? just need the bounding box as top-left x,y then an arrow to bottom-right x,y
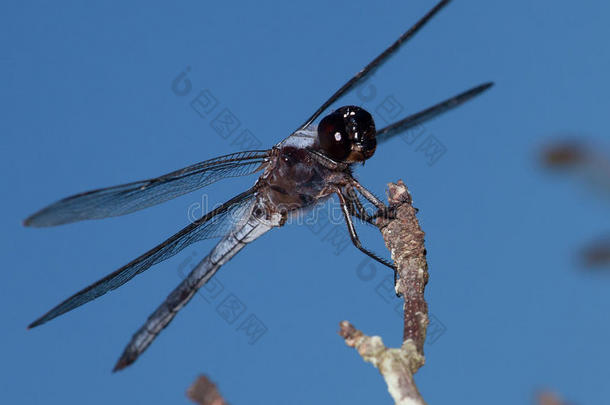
339,180 -> 429,405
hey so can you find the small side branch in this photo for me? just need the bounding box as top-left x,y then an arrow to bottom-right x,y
339,180 -> 429,405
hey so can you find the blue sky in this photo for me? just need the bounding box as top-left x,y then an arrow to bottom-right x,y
2,1 -> 610,404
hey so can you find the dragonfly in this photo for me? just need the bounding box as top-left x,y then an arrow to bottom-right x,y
24,0 -> 492,371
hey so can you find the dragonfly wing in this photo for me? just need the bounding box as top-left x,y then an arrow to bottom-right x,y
113,202 -> 278,371
28,188 -> 258,328
376,82 -> 493,143
295,0 -> 451,132
24,150 -> 270,227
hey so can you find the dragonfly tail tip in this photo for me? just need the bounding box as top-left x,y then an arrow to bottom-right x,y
112,356 -> 132,372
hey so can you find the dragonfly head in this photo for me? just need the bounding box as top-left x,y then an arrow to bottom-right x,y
317,106 -> 377,163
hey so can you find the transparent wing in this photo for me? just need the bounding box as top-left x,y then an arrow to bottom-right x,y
24,150 -> 269,227
376,82 -> 493,143
295,0 -> 451,131
113,206 -> 275,371
28,188 -> 258,328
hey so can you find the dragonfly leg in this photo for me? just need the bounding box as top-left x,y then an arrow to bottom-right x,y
336,190 -> 398,277
345,187 -> 377,225
349,179 -> 397,221
339,187 -> 400,296
306,149 -> 349,171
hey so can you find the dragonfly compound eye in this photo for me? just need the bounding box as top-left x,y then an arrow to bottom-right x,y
318,106 -> 377,162
318,111 -> 352,161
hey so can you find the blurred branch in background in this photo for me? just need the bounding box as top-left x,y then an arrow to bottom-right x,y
581,235 -> 610,269
542,138 -> 610,199
187,375 -> 228,405
541,138 -> 610,270
536,389 -> 573,405
541,140 -> 588,168
339,180 -> 429,405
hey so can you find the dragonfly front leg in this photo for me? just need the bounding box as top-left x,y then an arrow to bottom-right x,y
340,186 -> 401,296
349,179 -> 397,221
345,187 -> 377,226
336,189 -> 397,274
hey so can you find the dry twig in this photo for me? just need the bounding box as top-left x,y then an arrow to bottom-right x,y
339,180 -> 429,405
